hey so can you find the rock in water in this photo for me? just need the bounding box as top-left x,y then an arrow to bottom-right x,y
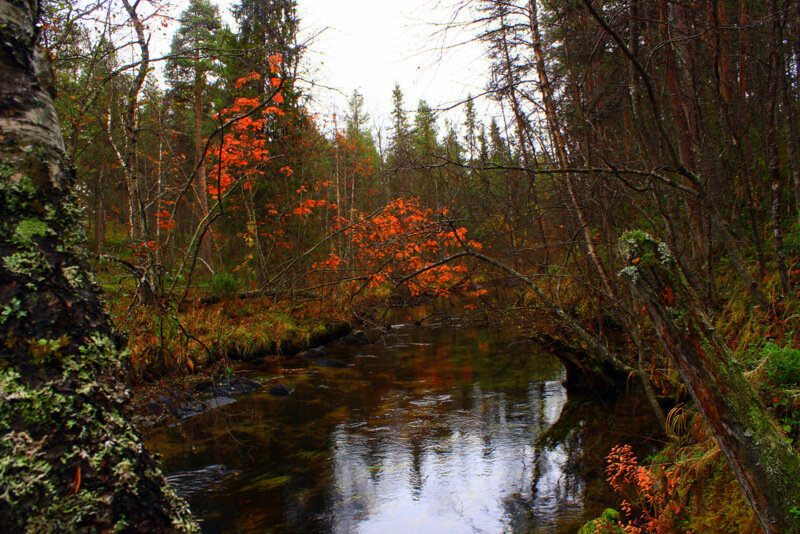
205,396 -> 237,409
343,330 -> 369,345
314,358 -> 352,368
302,346 -> 328,358
269,384 -> 294,396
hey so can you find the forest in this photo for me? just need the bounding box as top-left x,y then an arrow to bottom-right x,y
3,0 -> 800,532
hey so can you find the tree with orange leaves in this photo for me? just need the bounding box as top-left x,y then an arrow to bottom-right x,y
316,197 -> 482,298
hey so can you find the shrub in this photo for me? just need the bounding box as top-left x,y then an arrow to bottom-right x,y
578,509 -> 625,534
763,342 -> 800,387
208,272 -> 240,299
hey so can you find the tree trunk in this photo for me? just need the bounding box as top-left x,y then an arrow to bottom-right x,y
95,175 -> 106,254
768,1 -> 791,296
194,59 -> 212,267
528,0 -> 617,301
497,10 -> 549,264
0,1 -> 196,531
620,232 -> 800,534
120,0 -> 149,247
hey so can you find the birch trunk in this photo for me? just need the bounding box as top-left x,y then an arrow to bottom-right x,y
0,1 -> 196,530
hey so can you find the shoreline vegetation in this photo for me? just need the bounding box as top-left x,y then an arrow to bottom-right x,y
5,0 -> 800,531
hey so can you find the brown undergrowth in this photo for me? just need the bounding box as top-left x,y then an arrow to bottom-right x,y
107,292 -> 351,380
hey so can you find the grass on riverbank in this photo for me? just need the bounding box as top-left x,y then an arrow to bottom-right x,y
112,296 -> 350,379
94,265 -> 351,379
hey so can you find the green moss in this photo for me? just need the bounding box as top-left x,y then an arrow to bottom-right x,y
13,218 -> 50,246
578,508 -> 625,534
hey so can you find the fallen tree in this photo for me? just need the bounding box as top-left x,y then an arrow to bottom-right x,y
620,231 -> 800,534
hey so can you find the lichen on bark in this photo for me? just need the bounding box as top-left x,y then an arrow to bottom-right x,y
0,0 -> 196,531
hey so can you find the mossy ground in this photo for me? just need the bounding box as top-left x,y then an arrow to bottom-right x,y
103,288 -> 351,379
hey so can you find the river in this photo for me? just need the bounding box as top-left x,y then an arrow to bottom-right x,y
144,316 -> 660,533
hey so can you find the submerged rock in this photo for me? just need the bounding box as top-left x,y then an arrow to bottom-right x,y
269,384 -> 294,397
342,330 -> 369,345
205,396 -> 237,409
313,358 -> 352,368
139,375 -> 262,423
302,346 -> 328,359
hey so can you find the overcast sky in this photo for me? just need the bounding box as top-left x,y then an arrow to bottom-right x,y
152,0 -> 493,136
295,0 -> 491,133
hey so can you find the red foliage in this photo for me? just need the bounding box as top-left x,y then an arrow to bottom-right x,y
318,197 -> 481,296
606,445 -> 682,533
154,210 -> 175,230
208,97 -> 271,197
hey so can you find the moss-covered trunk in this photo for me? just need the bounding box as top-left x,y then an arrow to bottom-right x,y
0,1 -> 196,531
619,231 -> 800,534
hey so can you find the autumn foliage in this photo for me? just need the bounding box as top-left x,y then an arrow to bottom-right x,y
605,445 -> 683,534
208,95 -> 272,197
314,197 -> 483,298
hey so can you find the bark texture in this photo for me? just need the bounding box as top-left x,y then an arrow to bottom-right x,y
620,231 -> 800,534
0,1 -> 196,531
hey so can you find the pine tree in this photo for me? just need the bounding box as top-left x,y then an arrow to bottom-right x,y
167,0 -> 224,267
464,95 -> 480,163
413,99 -> 439,159
232,0 -> 299,100
346,90 -> 372,147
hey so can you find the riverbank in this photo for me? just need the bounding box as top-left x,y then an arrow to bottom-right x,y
572,269 -> 800,533
106,291 -> 351,380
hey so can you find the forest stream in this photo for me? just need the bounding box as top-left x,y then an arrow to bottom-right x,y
144,313 -> 661,534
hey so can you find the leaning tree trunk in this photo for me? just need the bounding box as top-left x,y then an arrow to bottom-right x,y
619,231 -> 800,534
0,1 -> 196,531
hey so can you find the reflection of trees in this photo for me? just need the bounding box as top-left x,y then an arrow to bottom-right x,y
525,440 -> 586,532
329,380 -> 568,533
145,326 -> 580,533
409,437 -> 425,499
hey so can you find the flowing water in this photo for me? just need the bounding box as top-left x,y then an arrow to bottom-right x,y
145,318 -> 658,533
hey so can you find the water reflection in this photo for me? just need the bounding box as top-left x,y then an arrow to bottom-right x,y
144,324 -> 618,533
329,381 -> 567,534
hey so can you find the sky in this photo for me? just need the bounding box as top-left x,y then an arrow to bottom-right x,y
152,0 -> 494,137
293,0 -> 492,133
